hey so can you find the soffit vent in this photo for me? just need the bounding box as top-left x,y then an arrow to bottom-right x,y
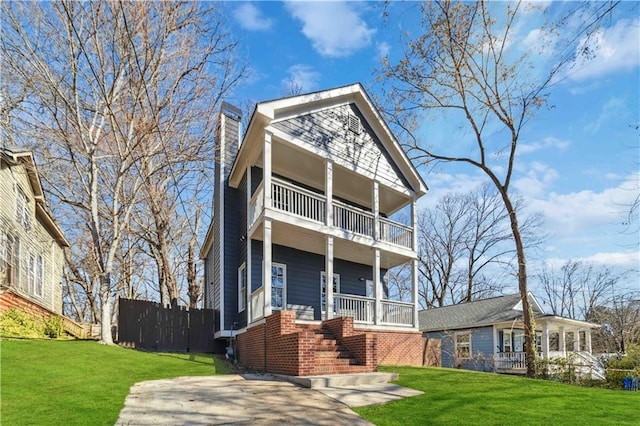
347,113 -> 361,135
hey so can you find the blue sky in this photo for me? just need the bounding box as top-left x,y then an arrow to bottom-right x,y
220,1 -> 640,275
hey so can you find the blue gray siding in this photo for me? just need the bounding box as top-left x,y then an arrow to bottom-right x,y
251,241 -> 387,321
424,326 -> 495,372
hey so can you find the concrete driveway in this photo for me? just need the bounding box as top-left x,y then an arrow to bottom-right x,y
116,375 -> 421,425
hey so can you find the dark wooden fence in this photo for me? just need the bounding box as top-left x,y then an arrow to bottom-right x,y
118,298 -> 214,352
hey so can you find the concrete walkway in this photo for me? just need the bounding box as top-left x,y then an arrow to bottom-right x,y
116,374 -> 422,425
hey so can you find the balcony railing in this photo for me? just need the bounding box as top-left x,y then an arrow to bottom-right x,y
249,177 -> 413,249
495,351 -> 527,369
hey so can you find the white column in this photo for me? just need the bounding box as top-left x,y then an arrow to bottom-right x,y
373,249 -> 382,325
246,167 -> 252,323
586,329 -> 593,354
558,326 -> 566,356
264,131 -> 272,210
325,160 -> 333,227
325,236 -> 334,320
541,322 -> 550,359
263,218 -> 272,317
575,329 -> 581,352
372,181 -> 380,240
411,193 -> 418,251
412,258 -> 419,328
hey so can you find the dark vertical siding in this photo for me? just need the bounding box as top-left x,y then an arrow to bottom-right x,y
236,171 -> 248,328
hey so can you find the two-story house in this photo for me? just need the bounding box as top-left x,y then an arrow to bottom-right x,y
200,84 -> 429,376
0,146 -> 69,318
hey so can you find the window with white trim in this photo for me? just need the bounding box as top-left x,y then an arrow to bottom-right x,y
271,263 -> 286,310
455,333 -> 471,359
320,272 -> 340,313
16,188 -> 31,231
28,252 -> 44,297
238,263 -> 247,312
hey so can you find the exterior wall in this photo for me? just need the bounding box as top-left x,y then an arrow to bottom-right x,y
370,329 -> 424,366
237,321 -> 266,370
272,103 -> 409,192
424,326 -> 495,372
251,241 -> 386,320
0,157 -> 65,315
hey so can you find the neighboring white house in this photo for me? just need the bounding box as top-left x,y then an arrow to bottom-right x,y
0,146 -> 69,316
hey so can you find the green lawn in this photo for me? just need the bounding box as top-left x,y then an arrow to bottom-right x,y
355,366 -> 640,426
1,339 -> 233,425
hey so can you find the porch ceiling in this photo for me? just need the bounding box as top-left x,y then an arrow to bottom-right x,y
250,221 -> 411,269
256,138 -> 411,215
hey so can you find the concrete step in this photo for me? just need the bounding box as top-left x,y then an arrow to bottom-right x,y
290,372 -> 397,389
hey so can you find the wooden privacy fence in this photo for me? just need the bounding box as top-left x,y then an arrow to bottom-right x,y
118,298 -> 214,352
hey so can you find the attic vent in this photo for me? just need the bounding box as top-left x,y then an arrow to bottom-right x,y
347,113 -> 361,134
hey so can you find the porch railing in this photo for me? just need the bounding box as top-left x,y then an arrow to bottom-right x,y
379,218 -> 413,249
272,178 -> 325,223
333,200 -> 375,238
495,351 -> 527,369
381,299 -> 414,326
251,287 -> 265,322
334,293 -> 374,324
250,177 -> 413,248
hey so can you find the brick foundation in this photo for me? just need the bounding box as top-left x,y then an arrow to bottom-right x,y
0,289 -> 55,320
235,312 -> 423,376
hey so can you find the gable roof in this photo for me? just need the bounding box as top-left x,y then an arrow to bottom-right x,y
227,83 -> 428,197
1,146 -> 70,248
419,293 -> 546,332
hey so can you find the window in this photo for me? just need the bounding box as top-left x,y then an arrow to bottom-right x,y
16,188 -> 31,231
320,272 -> 340,313
513,330 -> 524,352
271,263 -> 286,310
456,333 -> 471,359
2,235 -> 20,287
502,330 -> 512,352
238,263 -> 247,312
28,253 -> 44,297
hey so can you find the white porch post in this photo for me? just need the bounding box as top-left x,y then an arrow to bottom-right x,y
558,326 -> 566,356
263,130 -> 273,317
575,329 -> 581,352
326,236 -> 334,320
373,249 -> 382,325
586,329 -> 593,354
246,167 -> 252,323
373,181 -> 380,240
263,219 -> 272,317
325,160 -> 333,227
412,258 -> 419,328
541,322 -> 550,359
411,193 -> 418,251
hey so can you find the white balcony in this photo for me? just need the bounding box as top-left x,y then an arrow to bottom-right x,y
249,176 -> 414,250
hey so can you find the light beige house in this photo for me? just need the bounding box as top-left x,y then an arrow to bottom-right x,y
0,146 -> 69,317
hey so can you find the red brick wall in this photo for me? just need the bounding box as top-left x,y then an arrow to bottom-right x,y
343,333 -> 377,368
322,316 -> 354,341
0,290 -> 53,321
265,311 -> 316,376
237,322 -> 266,370
368,329 -> 425,366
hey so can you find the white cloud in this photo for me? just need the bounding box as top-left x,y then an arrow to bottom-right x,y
577,251 -> 640,268
519,136 -> 571,155
513,161 -> 559,198
377,41 -> 391,60
233,3 -> 273,31
568,17 -> 640,81
585,96 -> 626,134
284,1 -> 375,57
281,64 -> 321,93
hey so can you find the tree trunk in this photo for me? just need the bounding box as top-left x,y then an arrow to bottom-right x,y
99,276 -> 114,345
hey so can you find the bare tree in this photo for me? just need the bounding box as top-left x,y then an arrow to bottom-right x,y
1,1 -> 243,342
416,185 -> 541,308
380,0 -> 618,375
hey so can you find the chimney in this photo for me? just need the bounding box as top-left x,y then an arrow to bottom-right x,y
216,101 -> 243,182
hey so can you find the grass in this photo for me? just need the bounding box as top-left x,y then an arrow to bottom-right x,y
354,366 -> 640,426
1,339 -> 234,425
